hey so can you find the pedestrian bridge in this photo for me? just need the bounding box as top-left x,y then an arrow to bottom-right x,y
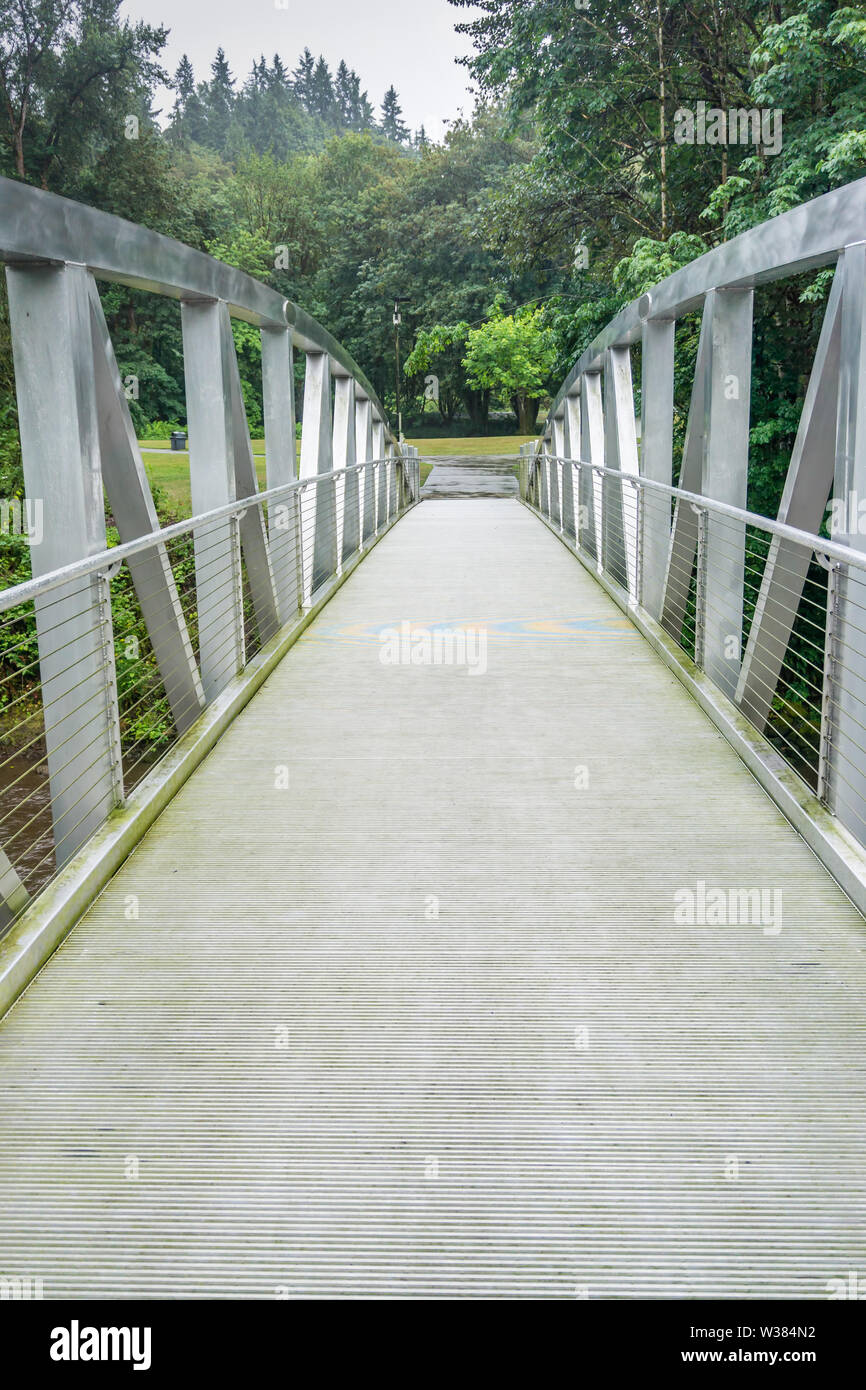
1,177 -> 866,1299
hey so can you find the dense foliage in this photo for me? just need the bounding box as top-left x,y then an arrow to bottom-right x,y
0,1 -> 865,502
451,0 -> 866,508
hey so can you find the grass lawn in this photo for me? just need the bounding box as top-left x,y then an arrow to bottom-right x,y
139,434 -> 533,515
406,435 -> 533,456
140,441 -> 271,515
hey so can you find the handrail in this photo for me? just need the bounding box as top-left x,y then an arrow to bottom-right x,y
0,460 -> 393,614
533,175 -> 866,857
533,455 -> 865,573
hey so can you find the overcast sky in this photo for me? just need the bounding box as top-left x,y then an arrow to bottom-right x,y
121,0 -> 480,139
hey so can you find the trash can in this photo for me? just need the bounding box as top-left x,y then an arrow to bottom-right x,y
170,430 -> 187,452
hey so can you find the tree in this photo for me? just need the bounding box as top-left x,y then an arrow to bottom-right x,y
380,86 -> 409,143
169,53 -> 208,146
0,0 -> 167,185
404,323 -> 471,425
172,54 -> 194,112
291,48 -> 315,110
335,60 -> 353,125
463,305 -> 557,433
205,46 -> 235,149
309,56 -> 338,124
269,54 -> 288,91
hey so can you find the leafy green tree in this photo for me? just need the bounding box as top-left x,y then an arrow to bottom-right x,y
404,323 -> 471,425
0,0 -> 167,186
463,304 -> 557,432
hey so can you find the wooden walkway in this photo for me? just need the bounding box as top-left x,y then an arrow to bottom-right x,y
1,498 -> 865,1298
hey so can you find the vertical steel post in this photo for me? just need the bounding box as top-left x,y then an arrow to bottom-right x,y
562,392 -> 581,542
333,375 -> 359,568
826,242 -> 866,843
701,289 -> 754,700
6,261 -> 119,865
580,372 -> 604,565
640,317 -> 675,620
299,352 -> 337,596
373,417 -> 387,524
261,326 -> 298,621
181,299 -> 244,702
356,398 -> 376,544
550,415 -> 565,525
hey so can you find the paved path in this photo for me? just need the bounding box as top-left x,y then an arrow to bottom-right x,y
421,454 -> 519,498
1,499 -> 865,1297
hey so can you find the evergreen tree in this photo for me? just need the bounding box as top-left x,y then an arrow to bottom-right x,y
168,53 -> 209,146
380,86 -> 409,143
172,54 -> 195,113
269,54 -> 288,91
335,60 -> 353,126
309,56 -> 338,123
291,48 -> 315,111
205,47 -> 235,151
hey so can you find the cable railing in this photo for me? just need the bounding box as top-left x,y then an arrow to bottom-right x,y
0,454 -> 420,936
0,176 -> 420,938
525,173 -> 866,879
526,451 -> 866,857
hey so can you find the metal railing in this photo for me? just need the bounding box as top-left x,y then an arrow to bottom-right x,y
0,454 -> 420,933
529,173 -> 866,868
527,451 -> 866,853
0,177 -> 420,934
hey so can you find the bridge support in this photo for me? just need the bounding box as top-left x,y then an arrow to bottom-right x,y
261,327 -> 299,623
602,346 -> 639,595
373,417 -> 386,528
550,415 -> 565,526
736,270 -> 843,732
333,376 -> 359,566
660,288 -> 753,699
826,241 -> 866,842
300,352 -> 337,600
356,398 -> 376,542
6,262 -> 122,867
701,289 -> 753,699
579,371 -> 604,562
639,317 -> 675,620
87,280 -> 204,733
222,310 -> 280,648
562,392 -> 581,542
181,300 -> 245,700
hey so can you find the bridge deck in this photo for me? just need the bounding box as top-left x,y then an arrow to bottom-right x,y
1,498 -> 865,1298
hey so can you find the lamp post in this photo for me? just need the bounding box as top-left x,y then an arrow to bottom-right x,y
393,298 -> 410,442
